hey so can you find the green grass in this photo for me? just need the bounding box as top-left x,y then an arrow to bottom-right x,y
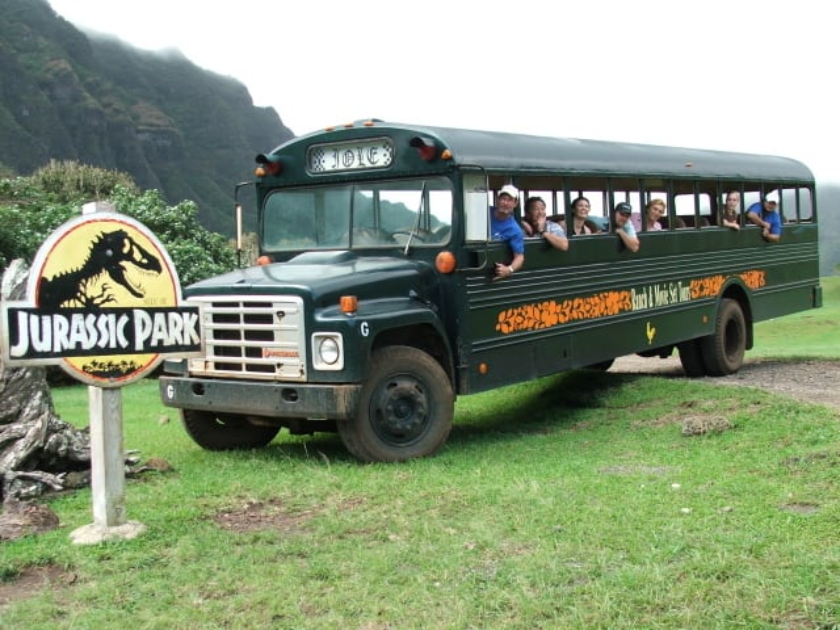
751,275 -> 840,358
1,277 -> 839,629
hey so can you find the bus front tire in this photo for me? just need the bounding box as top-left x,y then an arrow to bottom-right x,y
338,346 -> 454,463
181,409 -> 280,450
700,298 -> 747,376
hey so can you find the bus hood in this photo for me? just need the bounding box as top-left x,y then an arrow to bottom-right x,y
184,250 -> 439,305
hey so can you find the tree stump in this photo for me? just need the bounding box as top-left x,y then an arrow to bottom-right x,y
0,260 -> 92,501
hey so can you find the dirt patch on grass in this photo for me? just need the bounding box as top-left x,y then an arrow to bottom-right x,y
213,497 -> 364,534
0,563 -> 75,609
779,502 -> 820,515
782,451 -> 840,468
0,500 -> 60,542
633,398 -> 755,434
213,498 -> 320,534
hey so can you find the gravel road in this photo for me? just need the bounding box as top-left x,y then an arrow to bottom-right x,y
611,355 -> 840,412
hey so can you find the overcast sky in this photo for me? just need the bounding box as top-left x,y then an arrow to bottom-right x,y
47,0 -> 837,183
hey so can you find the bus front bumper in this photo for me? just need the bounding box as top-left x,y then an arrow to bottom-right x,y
159,376 -> 361,420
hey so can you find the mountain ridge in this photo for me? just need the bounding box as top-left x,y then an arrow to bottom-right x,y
0,0 -> 293,233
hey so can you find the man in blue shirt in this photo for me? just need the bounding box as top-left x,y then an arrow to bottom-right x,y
746,191 -> 782,242
490,184 -> 525,279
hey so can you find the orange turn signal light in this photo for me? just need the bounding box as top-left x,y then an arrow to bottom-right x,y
435,251 -> 457,274
340,295 -> 358,314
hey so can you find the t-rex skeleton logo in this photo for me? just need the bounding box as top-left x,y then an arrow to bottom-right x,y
38,229 -> 163,309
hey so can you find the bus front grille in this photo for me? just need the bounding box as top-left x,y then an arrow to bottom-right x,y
187,296 -> 307,381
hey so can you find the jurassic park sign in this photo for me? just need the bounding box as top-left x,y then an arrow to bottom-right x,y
1,210 -> 203,387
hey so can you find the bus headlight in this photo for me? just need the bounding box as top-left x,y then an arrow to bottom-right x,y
312,333 -> 344,370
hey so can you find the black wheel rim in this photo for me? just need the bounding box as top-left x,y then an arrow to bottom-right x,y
369,374 -> 431,447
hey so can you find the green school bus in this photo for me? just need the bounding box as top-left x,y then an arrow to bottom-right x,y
159,120 -> 821,462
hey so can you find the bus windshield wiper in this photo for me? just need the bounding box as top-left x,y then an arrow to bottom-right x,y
403,182 -> 427,255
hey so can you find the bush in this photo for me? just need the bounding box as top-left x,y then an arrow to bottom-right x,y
0,162 -> 236,285
31,160 -> 138,203
0,176 -> 78,270
111,187 -> 236,286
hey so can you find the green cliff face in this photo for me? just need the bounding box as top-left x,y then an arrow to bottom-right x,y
0,0 -> 294,234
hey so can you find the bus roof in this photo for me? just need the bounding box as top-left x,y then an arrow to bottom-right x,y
288,121 -> 814,184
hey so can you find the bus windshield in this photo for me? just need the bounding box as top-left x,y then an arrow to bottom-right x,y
261,176 -> 453,252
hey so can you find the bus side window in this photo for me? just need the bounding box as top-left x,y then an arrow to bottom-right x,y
698,192 -> 713,227
428,189 -> 453,243
783,187 -> 813,223
673,193 -> 695,228
798,187 -> 814,222
463,174 -> 489,242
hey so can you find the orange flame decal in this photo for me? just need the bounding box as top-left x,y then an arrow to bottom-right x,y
689,275 -> 726,299
496,290 -> 632,334
739,270 -> 766,290
494,270 -> 766,335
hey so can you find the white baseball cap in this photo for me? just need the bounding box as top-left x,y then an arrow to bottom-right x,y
765,191 -> 780,204
499,184 -> 520,199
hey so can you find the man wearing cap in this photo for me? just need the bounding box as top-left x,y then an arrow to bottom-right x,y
490,184 -> 525,279
746,192 -> 782,242
612,202 -> 640,252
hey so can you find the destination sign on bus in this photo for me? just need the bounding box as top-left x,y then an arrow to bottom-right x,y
307,138 -> 394,174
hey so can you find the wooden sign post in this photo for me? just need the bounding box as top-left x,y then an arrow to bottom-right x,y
78,386 -> 136,541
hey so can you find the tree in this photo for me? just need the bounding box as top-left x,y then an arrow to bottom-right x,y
0,162 -> 237,286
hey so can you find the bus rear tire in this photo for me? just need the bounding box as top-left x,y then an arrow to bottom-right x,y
678,339 -> 707,377
338,346 -> 454,463
700,298 -> 747,376
181,409 -> 280,450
